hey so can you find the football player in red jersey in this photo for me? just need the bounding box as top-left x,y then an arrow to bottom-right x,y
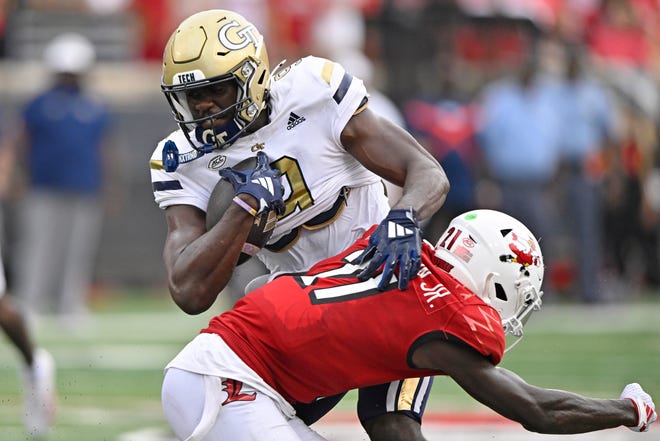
161,210 -> 656,440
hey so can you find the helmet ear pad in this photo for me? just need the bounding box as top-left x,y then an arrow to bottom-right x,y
482,272 -> 499,304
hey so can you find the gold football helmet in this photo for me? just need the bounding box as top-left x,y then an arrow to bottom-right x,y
161,10 -> 270,151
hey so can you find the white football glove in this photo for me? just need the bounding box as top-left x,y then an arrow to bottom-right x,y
620,383 -> 657,432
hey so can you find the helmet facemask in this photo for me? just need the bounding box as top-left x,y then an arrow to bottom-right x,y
162,60 -> 265,151
492,274 -> 543,352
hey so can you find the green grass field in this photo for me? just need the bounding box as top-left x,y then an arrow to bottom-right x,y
1,289 -> 659,440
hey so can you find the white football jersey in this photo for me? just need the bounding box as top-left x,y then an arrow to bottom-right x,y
150,56 -> 389,275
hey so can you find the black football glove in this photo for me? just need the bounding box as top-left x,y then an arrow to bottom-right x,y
353,208 -> 422,290
218,151 -> 286,216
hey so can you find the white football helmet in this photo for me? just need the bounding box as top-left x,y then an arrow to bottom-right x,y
434,209 -> 544,351
44,33 -> 95,74
161,10 -> 270,151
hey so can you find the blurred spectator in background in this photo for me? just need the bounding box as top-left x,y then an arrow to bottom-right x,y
404,72 -> 480,243
131,0 -> 174,61
12,33 -> 114,331
0,0 -> 10,57
572,0 -> 660,293
555,43 -> 622,303
583,0 -> 660,124
601,97 -> 660,290
371,0 -> 458,106
0,113 -> 56,439
268,0 -> 326,62
476,51 -> 563,294
584,0 -> 658,70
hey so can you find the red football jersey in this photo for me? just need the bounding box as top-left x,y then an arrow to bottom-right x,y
203,228 -> 505,404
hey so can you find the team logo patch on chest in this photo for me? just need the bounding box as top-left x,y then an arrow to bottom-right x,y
208,155 -> 227,170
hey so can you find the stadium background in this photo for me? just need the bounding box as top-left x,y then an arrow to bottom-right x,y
0,1 -> 659,440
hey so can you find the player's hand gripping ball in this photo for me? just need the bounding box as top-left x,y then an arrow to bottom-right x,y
206,152 -> 283,265
219,151 -> 286,216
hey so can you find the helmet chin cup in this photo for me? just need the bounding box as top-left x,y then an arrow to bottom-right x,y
194,119 -> 243,150
504,316 -> 525,338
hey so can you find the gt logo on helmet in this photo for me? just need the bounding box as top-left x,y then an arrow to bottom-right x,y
218,20 -> 260,50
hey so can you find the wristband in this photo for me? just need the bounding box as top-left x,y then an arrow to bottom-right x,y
241,242 -> 261,256
232,196 -> 258,217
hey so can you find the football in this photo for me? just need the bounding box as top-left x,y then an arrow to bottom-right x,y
206,156 -> 276,265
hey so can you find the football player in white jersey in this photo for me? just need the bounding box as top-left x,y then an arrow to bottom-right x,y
149,10 -> 449,441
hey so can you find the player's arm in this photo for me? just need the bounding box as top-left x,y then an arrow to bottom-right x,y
341,107 -> 450,289
340,107 -> 449,220
163,201 -> 253,315
412,339 -> 647,434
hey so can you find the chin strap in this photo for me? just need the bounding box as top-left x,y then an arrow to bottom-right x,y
270,59 -> 287,78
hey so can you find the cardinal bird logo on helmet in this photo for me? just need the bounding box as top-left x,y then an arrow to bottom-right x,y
501,232 -> 541,268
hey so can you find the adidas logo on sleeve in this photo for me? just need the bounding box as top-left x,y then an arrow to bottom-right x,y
287,112 -> 306,130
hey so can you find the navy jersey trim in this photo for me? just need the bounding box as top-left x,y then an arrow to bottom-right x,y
354,96 -> 369,115
153,180 -> 183,191
333,72 -> 353,104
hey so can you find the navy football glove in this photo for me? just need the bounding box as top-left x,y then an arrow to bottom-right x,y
353,208 -> 422,290
218,151 -> 286,216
